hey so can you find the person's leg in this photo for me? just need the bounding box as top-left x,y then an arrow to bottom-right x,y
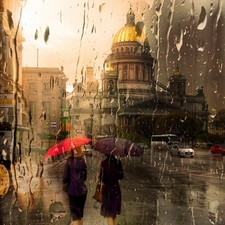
107,217 -> 114,225
79,192 -> 87,225
113,217 -> 117,225
71,220 -> 80,225
79,218 -> 83,225
69,195 -> 81,225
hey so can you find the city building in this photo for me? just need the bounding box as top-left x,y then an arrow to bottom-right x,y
66,8 -> 209,140
66,67 -> 100,140
0,0 -> 26,141
22,66 -> 68,150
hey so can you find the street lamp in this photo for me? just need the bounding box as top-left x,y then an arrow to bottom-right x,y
61,109 -> 70,139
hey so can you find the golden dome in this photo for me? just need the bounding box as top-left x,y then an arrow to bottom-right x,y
174,65 -> 182,76
113,25 -> 139,44
106,66 -> 114,71
112,9 -> 149,47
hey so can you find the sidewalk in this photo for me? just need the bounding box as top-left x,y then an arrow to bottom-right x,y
43,157 -> 132,225
1,154 -> 148,225
44,157 -> 118,225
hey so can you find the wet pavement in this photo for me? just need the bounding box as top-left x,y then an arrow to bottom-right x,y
0,148 -> 225,224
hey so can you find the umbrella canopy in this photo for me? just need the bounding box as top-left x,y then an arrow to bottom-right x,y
44,137 -> 91,159
93,138 -> 143,157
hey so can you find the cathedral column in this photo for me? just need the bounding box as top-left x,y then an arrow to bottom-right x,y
127,63 -> 130,80
140,64 -> 143,81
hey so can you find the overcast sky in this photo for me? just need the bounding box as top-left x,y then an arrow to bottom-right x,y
21,0 -> 225,113
22,0 -> 147,91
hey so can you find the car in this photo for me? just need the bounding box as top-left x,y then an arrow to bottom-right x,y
170,143 -> 194,157
210,144 -> 225,155
151,134 -> 181,151
196,141 -> 213,148
82,144 -> 93,156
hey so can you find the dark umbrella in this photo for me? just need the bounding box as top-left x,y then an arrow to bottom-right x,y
93,137 -> 143,157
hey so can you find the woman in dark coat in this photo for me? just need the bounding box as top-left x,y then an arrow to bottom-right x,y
63,146 -> 87,225
99,155 -> 124,225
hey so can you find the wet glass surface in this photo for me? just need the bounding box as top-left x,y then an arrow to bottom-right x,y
0,0 -> 225,224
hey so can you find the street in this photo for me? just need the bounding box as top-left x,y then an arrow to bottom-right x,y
0,148 -> 225,225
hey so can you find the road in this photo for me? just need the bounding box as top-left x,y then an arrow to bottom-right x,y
0,148 -> 225,225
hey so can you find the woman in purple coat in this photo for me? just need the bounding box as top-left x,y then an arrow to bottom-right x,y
63,146 -> 87,225
99,155 -> 124,225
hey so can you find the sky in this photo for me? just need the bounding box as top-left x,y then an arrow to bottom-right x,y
21,0 -> 225,113
21,0 -> 147,92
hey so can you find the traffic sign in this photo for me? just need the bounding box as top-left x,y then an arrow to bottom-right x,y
51,121 -> 57,130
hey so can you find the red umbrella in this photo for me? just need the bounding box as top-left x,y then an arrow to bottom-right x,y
93,138 -> 143,157
44,137 -> 91,159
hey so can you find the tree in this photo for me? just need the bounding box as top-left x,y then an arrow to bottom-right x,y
213,109 -> 225,129
133,115 -> 161,139
155,112 -> 203,144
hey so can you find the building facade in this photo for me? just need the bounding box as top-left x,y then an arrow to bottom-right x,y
66,8 -> 208,140
22,67 -> 68,150
0,0 -> 26,143
66,66 -> 100,140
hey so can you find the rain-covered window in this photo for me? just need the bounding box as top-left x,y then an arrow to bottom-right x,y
0,0 -> 225,224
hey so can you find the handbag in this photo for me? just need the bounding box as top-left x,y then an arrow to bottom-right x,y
93,167 -> 104,202
92,182 -> 103,203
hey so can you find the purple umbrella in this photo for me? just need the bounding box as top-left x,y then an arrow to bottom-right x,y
93,138 -> 143,157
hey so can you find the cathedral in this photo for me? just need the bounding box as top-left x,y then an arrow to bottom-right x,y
66,8 -> 208,140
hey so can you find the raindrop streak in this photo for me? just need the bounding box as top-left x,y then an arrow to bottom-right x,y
44,26 -> 50,43
209,0 -> 222,62
175,28 -> 183,61
197,6 -> 207,30
197,38 -> 205,52
210,3 -> 214,16
217,59 -> 223,73
165,1 -> 175,79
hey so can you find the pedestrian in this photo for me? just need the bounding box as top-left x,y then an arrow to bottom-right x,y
63,146 -> 87,225
98,154 -> 124,225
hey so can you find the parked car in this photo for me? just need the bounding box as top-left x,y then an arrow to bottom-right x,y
210,144 -> 225,155
82,144 -> 93,156
170,143 -> 194,158
196,141 -> 213,148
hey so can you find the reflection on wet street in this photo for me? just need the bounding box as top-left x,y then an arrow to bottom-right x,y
0,148 -> 225,224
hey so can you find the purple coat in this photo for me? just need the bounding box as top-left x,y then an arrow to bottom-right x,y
63,156 -> 87,196
99,155 -> 124,217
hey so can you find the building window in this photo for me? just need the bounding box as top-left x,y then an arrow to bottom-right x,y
142,67 -> 145,80
75,99 -> 79,107
43,83 -> 51,95
123,65 -> 127,80
136,65 -> 139,80
108,80 -> 114,94
28,82 -> 37,94
29,101 -> 37,122
42,101 -> 50,120
177,83 -> 183,96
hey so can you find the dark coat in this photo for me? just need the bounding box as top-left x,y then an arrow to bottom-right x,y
99,155 -> 124,217
63,156 -> 87,196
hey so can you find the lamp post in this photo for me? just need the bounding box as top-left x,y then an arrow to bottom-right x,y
90,114 -> 93,145
61,109 -> 70,139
